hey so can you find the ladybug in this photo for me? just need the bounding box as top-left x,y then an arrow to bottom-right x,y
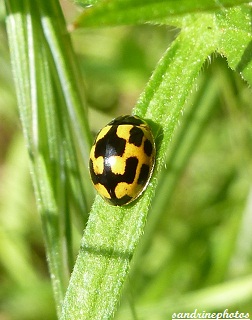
89,115 -> 156,206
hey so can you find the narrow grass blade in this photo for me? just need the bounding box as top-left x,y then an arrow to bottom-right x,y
5,0 -> 93,315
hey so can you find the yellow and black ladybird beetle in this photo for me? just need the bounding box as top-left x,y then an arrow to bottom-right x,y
89,115 -> 156,206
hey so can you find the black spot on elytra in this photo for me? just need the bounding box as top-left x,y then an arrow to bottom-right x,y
122,157 -> 138,183
95,126 -> 126,158
129,126 -> 144,147
137,164 -> 149,185
144,139 -> 153,157
106,195 -> 133,206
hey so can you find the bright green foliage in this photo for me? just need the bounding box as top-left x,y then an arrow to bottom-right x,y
2,0 -> 252,319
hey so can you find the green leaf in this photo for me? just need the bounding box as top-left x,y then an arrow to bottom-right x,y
72,0 -> 251,28
216,5 -> 252,84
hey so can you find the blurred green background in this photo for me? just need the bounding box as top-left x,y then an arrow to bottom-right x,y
0,1 -> 252,319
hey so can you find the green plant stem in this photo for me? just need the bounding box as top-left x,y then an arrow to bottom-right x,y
5,0 -> 93,316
